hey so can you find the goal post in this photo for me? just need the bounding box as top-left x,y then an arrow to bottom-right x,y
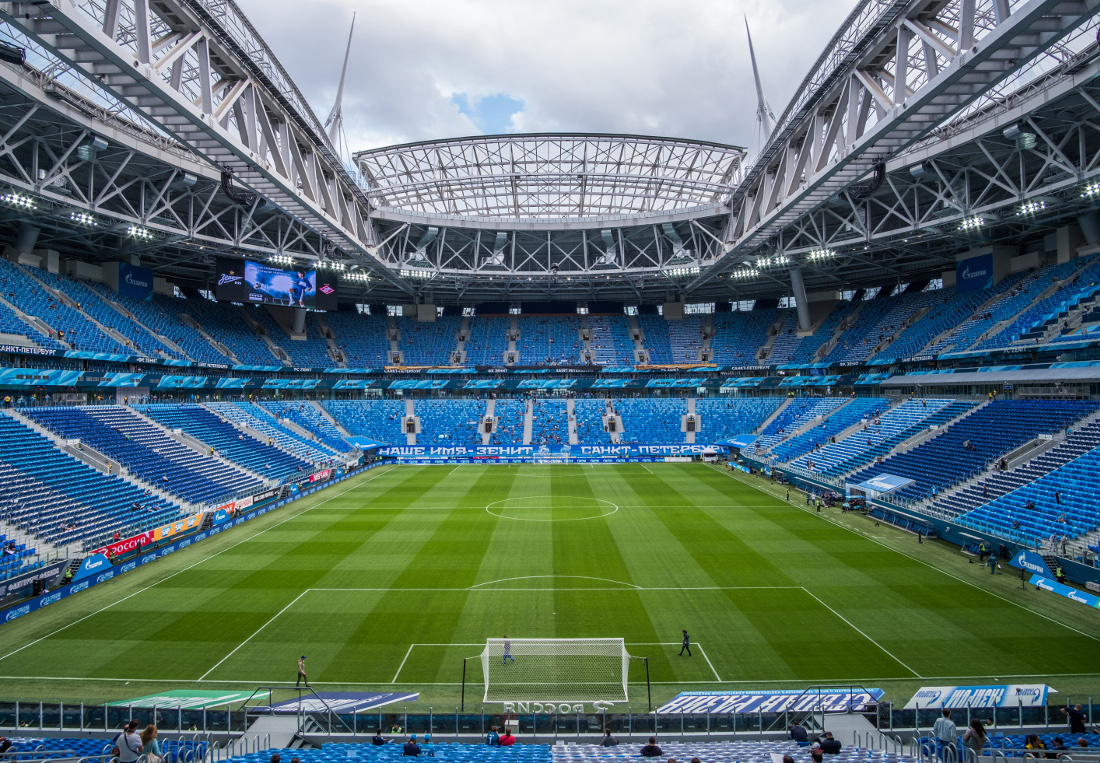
478,638 -> 632,703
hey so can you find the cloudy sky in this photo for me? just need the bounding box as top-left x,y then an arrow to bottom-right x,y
237,0 -> 857,156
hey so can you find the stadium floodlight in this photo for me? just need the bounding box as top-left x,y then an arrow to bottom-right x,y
342,272 -> 371,282
958,215 -> 984,232
126,224 -> 152,240
662,266 -> 699,278
1,192 -> 34,209
808,248 -> 834,261
269,254 -> 294,266
1082,181 -> 1100,199
400,268 -> 436,280
474,638 -> 633,704
1016,199 -> 1052,217
731,267 -> 759,279
69,211 -> 97,226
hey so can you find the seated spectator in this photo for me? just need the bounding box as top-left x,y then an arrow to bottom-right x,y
402,735 -> 419,757
640,737 -> 663,757
498,729 -> 515,747
821,732 -> 842,754
598,728 -> 618,747
789,723 -> 809,745
372,730 -> 386,746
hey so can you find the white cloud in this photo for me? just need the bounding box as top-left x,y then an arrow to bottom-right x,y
237,0 -> 857,153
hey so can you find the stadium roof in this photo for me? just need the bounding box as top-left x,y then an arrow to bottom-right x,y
355,133 -> 746,222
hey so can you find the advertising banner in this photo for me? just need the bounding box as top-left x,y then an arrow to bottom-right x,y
97,372 -> 147,387
0,560 -> 67,597
108,690 -> 261,709
957,253 -> 994,293
118,263 -> 154,301
0,367 -> 83,386
656,688 -> 884,714
152,513 -> 203,542
1008,550 -> 1049,577
157,375 -> 210,389
905,684 -> 1054,709
215,258 -> 337,310
72,553 -> 113,582
266,692 -> 419,714
93,532 -> 153,558
378,444 -> 726,460
1030,574 -> 1100,608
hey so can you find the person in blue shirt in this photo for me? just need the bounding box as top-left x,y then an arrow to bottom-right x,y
289,271 -> 312,307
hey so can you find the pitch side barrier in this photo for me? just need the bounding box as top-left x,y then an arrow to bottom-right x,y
378,444 -> 727,464
0,462 -> 385,626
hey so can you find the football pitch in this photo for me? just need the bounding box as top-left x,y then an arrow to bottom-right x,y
1,462 -> 1099,709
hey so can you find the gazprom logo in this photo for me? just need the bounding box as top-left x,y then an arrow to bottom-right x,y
962,265 -> 989,280
1015,552 -> 1047,575
40,592 -> 62,606
5,604 -> 31,621
124,272 -> 149,288
71,581 -> 90,593
96,571 -> 115,583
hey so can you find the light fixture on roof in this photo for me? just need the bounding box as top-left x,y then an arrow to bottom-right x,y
808,248 -> 834,261
1,191 -> 34,209
269,254 -> 294,265
662,266 -> 699,278
1082,181 -> 1100,199
731,268 -> 759,279
1016,199 -> 1051,216
126,224 -> 152,240
343,272 -> 371,282
69,211 -> 97,226
958,215 -> 984,232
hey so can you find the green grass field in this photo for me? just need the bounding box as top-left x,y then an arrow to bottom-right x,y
1,462 -> 1098,710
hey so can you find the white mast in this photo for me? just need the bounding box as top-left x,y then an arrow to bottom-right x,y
325,13 -> 357,146
745,17 -> 775,140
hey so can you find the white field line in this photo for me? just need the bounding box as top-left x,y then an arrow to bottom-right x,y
800,587 -> 922,679
696,643 -> 722,682
391,644 -> 415,684
709,464 -> 1100,645
308,586 -> 801,591
640,464 -> 655,474
199,590 -> 309,680
0,466 -> 396,665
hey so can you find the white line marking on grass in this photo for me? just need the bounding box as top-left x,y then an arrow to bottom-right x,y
199,590 -> 309,680
696,643 -> 722,682
800,587 -> 922,678
392,644 -> 415,684
447,464 -> 462,476
0,466 -> 396,665
485,496 -> 618,522
710,464 -> 1100,646
640,464 -> 655,475
309,585 -> 799,592
468,575 -> 641,590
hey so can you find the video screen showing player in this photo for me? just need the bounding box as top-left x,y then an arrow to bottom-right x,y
244,262 -> 316,307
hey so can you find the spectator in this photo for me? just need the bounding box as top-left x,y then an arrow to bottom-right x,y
140,725 -> 162,763
270,756 -> 281,763
599,728 -> 618,747
640,737 -> 663,757
485,726 -> 499,746
1077,740 -> 1089,748
1025,735 -> 1046,753
0,738 -> 11,755
963,720 -> 986,760
933,710 -> 957,759
821,732 -> 842,754
1062,704 -> 1087,734
402,735 -> 420,757
811,748 -> 823,763
499,729 -> 515,747
1051,737 -> 1069,752
422,735 -> 434,757
372,730 -> 386,745
789,723 -> 809,745
114,721 -> 143,763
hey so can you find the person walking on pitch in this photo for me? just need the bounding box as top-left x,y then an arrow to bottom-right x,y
296,655 -> 308,687
502,636 -> 515,664
679,630 -> 692,656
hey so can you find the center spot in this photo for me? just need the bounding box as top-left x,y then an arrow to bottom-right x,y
485,496 -> 618,522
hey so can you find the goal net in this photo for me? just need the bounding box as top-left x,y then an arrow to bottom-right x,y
479,638 -> 631,703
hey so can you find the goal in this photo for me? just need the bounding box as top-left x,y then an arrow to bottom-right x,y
478,637 -> 632,703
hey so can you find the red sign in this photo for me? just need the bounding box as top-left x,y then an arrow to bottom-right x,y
309,470 -> 332,483
94,531 -> 153,557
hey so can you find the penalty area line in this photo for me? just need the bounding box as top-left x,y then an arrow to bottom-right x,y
199,589 -> 310,681
392,645 -> 415,684
800,587 -> 921,679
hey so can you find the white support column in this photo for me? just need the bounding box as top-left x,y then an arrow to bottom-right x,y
789,266 -> 812,331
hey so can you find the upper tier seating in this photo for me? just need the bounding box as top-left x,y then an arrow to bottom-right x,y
749,397 -> 848,453
259,401 -> 350,453
616,397 -> 686,443
90,287 -> 230,365
252,309 -> 333,367
667,315 -> 703,363
637,314 -> 673,363
0,291 -> 66,350
531,398 -> 568,446
871,286 -> 983,363
24,406 -> 261,504
710,308 -> 777,365
0,413 -> 183,548
769,398 -> 889,463
515,317 -> 580,365
182,298 -> 281,365
573,399 -> 612,445
400,316 -> 461,365
416,400 -> 484,447
588,316 -> 635,365
465,317 -> 509,364
766,303 -> 857,365
206,403 -> 340,462
938,417 -> 1100,517
694,397 -> 784,441
323,400 -> 405,443
142,403 -> 312,479
822,290 -> 942,365
790,398 -> 955,476
326,312 -> 391,367
0,260 -> 126,353
490,399 -> 526,444
958,442 -> 1100,546
845,400 -> 1097,503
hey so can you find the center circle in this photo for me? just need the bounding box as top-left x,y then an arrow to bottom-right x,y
485,496 -> 619,522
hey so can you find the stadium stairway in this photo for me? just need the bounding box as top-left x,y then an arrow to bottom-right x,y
523,399 -> 534,445
754,397 -> 794,435
312,400 -> 352,438
176,312 -> 240,364
236,305 -> 292,365
4,408 -> 194,512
